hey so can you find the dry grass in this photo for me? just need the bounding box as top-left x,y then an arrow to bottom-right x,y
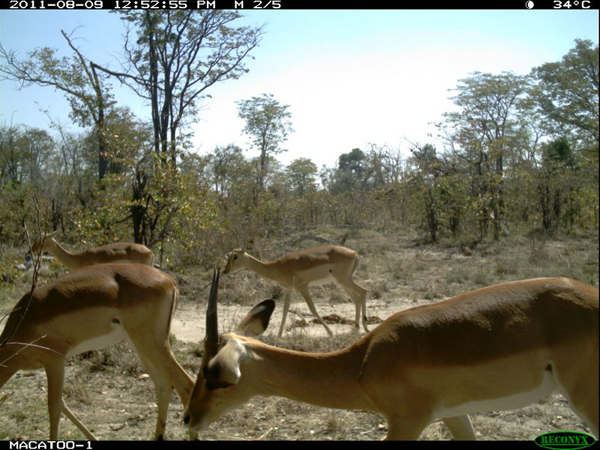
0,228 -> 598,441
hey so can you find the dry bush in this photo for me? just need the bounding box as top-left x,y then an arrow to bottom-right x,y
0,227 -> 597,440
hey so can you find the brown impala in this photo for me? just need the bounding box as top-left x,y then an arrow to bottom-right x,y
223,245 -> 368,337
31,231 -> 155,269
0,264 -> 195,440
185,271 -> 598,440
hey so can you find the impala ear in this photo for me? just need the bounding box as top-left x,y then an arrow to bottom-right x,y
234,299 -> 276,337
241,239 -> 254,254
31,230 -> 56,254
44,230 -> 60,241
223,250 -> 240,274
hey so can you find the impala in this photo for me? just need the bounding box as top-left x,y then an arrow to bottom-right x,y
184,272 -> 598,440
223,245 -> 368,337
0,264 -> 195,440
30,231 -> 155,269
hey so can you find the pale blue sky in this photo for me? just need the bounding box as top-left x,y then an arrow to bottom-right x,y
1,10 -> 598,168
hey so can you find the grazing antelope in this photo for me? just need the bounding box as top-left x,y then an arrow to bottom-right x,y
184,272 -> 598,440
223,246 -> 368,337
0,264 -> 195,440
30,231 -> 155,269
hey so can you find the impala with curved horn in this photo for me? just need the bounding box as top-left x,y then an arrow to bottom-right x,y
184,273 -> 598,440
30,231 -> 155,269
0,264 -> 195,440
223,245 -> 368,337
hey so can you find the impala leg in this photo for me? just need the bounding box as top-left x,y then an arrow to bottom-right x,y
130,332 -> 188,440
338,278 -> 369,333
385,414 -> 429,440
278,290 -> 292,338
134,350 -> 174,440
442,415 -> 476,440
122,290 -> 198,440
357,283 -> 369,333
296,285 -> 333,337
160,351 -> 197,441
44,359 -> 66,440
61,400 -> 98,440
551,341 -> 599,437
128,323 -> 197,440
152,379 -> 172,441
142,353 -> 199,440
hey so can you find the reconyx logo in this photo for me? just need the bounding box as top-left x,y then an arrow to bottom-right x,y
534,431 -> 597,449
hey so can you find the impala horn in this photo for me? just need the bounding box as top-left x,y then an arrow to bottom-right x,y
204,268 -> 221,361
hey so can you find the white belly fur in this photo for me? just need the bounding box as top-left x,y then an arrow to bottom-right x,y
290,267 -> 336,287
66,322 -> 127,357
434,368 -> 557,419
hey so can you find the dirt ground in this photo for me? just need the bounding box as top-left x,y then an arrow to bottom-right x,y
0,230 -> 598,442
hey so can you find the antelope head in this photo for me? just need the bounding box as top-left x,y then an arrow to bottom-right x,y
184,268 -> 275,432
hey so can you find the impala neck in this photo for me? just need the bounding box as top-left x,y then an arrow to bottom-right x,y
46,239 -> 79,269
242,254 -> 280,282
246,340 -> 374,411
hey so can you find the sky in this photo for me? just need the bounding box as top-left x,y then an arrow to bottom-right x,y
0,9 -> 598,170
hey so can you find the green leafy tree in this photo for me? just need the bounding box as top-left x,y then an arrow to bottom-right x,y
443,71 -> 529,240
0,125 -> 54,186
205,144 -> 248,197
408,144 -> 442,242
237,93 -> 293,203
0,30 -> 115,180
532,39 -> 599,148
329,148 -> 371,194
0,125 -> 57,243
96,11 -> 263,167
286,158 -> 318,197
285,158 -> 319,229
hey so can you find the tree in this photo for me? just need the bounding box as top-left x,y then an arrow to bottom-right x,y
0,30 -> 115,180
285,158 -> 319,228
339,148 -> 367,177
532,39 -> 599,148
286,158 -> 318,197
408,144 -> 441,242
96,11 -> 263,167
205,144 -> 247,197
329,148 -> 371,194
237,93 -> 293,202
0,125 -> 58,243
366,143 -> 403,187
0,125 -> 54,186
443,71 -> 529,240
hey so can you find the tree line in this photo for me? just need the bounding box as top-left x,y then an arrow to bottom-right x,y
0,12 -> 597,270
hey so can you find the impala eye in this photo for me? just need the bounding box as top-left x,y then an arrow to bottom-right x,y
203,363 -> 234,391
206,379 -> 234,391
